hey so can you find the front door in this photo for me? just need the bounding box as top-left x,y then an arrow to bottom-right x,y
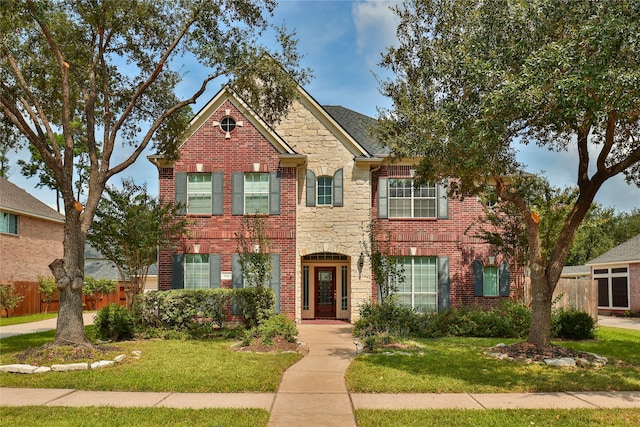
315,267 -> 336,318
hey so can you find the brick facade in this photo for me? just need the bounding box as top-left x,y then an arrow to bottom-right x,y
152,85 -> 510,322
0,214 -> 63,283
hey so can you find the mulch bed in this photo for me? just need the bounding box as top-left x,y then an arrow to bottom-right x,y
490,342 -> 595,363
234,335 -> 302,354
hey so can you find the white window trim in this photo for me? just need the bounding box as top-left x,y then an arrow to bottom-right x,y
185,254 -> 210,289
396,257 -> 438,311
317,176 -> 333,206
187,173 -> 212,215
388,178 -> 437,218
594,265 -> 630,310
244,173 -> 269,214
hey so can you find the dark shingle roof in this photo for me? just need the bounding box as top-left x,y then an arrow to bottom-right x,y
322,106 -> 389,156
0,177 -> 64,222
587,234 -> 640,265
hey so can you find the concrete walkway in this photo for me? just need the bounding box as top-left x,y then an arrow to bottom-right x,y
268,323 -> 357,427
0,312 -> 96,338
1,317 -> 640,415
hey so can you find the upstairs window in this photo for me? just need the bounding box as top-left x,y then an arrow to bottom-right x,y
187,174 -> 212,214
378,177 -> 448,219
0,211 -> 18,234
389,178 -> 436,218
317,176 -> 333,205
244,173 -> 269,214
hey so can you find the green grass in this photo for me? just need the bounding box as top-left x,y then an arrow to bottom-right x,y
0,312 -> 58,326
346,328 -> 640,393
355,408 -> 640,427
0,406 -> 269,427
0,327 -> 302,392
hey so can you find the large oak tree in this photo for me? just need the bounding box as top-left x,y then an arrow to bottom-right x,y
377,0 -> 640,346
0,0 -> 308,346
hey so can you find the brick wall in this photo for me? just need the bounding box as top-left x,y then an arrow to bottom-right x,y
157,100 -> 298,318
372,166 -> 508,310
0,215 -> 63,283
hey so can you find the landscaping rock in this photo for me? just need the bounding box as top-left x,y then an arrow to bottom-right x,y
0,364 -> 39,374
51,362 -> 89,372
91,360 -> 115,369
131,350 -> 142,359
114,354 -> 126,363
34,367 -> 51,374
544,358 -> 576,367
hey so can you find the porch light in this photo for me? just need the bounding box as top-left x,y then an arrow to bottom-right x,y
358,252 -> 365,278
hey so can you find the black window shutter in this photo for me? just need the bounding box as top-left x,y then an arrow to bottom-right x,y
175,172 -> 187,215
306,169 -> 316,207
270,254 -> 281,313
378,177 -> 388,218
172,254 -> 185,289
209,254 -> 221,288
333,168 -> 344,207
473,260 -> 484,296
212,173 -> 224,215
499,261 -> 510,297
438,257 -> 450,311
232,173 -> 244,215
269,171 -> 281,215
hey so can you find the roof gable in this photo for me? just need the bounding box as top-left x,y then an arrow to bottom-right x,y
181,85 -> 296,155
587,234 -> 640,265
0,177 -> 64,223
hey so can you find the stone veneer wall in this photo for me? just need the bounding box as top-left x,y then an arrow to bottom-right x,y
273,100 -> 374,321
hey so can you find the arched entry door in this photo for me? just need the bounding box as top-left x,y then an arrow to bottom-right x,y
315,267 -> 336,318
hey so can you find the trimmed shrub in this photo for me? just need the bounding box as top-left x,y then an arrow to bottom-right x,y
353,297 -> 421,342
94,303 -> 135,341
234,287 -> 275,329
554,309 -> 595,340
243,314 -> 298,346
135,289 -> 233,329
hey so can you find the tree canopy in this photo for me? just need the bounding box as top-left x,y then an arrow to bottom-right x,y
87,178 -> 190,309
378,0 -> 640,346
0,0 -> 309,345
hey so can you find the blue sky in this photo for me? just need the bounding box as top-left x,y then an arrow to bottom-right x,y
6,0 -> 639,213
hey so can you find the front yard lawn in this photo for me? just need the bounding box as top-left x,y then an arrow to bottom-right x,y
0,327 -> 302,392
0,406 -> 269,427
346,327 -> 640,393
354,408 -> 640,427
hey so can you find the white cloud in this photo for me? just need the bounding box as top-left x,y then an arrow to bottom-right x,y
352,1 -> 401,64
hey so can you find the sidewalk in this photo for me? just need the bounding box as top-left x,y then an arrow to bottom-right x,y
1,320 -> 639,415
0,312 -> 96,339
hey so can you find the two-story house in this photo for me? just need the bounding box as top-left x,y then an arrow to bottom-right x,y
149,83 -> 511,322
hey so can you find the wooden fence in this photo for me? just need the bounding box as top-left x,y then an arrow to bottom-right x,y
524,277 -> 598,322
5,281 -> 126,317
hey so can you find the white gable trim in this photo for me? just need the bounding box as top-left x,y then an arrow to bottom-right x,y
179,85 -> 296,155
294,86 -> 371,158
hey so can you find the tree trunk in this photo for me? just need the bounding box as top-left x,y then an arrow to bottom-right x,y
49,208 -> 91,347
527,273 -> 553,347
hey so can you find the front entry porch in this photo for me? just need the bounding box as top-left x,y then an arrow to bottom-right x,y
301,253 -> 351,321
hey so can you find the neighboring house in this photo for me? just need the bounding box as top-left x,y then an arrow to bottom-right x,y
149,84 -> 512,322
85,243 -> 158,292
0,177 -> 64,283
586,234 -> 640,315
